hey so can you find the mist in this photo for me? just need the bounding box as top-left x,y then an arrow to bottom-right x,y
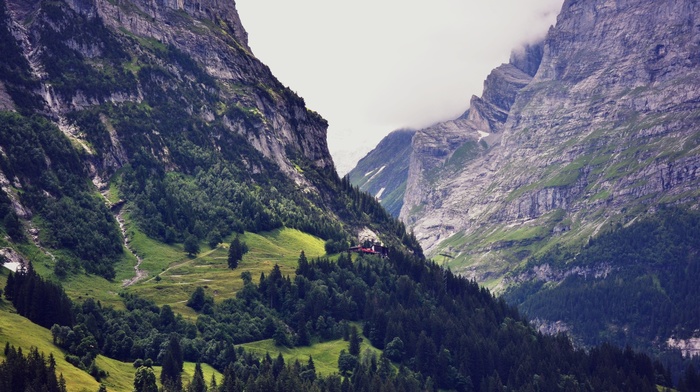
235,0 -> 564,174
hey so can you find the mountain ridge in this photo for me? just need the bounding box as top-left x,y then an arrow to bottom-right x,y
390,0 -> 700,280
349,0 -> 700,362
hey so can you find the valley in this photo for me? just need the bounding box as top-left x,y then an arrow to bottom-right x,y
0,0 -> 699,390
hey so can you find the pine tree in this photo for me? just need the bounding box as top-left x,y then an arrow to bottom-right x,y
220,363 -> 237,392
349,326 -> 361,356
160,335 -> 183,391
209,373 -> 217,391
227,236 -> 248,269
187,362 -> 207,392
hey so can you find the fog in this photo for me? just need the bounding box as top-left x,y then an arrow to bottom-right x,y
235,0 -> 564,174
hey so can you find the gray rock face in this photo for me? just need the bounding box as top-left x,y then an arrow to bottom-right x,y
400,0 -> 700,285
348,129 -> 415,217
4,0 -> 333,186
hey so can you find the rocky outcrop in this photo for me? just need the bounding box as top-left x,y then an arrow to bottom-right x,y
399,0 -> 700,283
4,0 -> 333,187
400,59 -> 536,249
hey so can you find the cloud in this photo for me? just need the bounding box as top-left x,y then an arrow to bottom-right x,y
235,0 -> 564,174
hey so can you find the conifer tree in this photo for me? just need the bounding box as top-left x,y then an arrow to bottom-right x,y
160,334 -> 183,391
187,362 -> 207,392
349,326 -> 361,356
227,235 -> 248,269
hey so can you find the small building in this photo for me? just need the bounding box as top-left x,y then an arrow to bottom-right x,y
348,242 -> 389,258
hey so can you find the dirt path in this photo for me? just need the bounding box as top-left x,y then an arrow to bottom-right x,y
116,207 -> 147,287
153,246 -> 220,281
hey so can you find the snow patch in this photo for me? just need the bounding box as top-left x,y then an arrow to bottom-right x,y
367,165 -> 386,183
3,261 -> 22,272
375,187 -> 386,199
477,130 -> 490,142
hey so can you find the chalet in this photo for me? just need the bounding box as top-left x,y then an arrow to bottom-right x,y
348,242 -> 389,258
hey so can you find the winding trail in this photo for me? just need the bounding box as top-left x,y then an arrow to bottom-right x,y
115,206 -> 147,287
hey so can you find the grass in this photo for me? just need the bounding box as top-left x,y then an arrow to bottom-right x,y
0,267 -> 223,392
182,362 -> 223,387
241,334 -> 380,376
0,273 -> 101,392
13,204 -> 327,315
125,227 -> 326,317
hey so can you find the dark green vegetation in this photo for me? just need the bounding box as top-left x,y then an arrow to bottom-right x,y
504,207 -> 700,376
5,251 -> 684,391
0,112 -> 123,278
348,129 -> 415,217
0,344 -> 68,392
0,0 -> 419,283
227,236 -> 248,269
0,0 -> 696,391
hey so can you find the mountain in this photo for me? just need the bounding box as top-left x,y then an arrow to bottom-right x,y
0,0 -> 696,390
350,0 -> 700,360
355,0 -> 700,287
0,0 -> 421,280
347,129 -> 415,217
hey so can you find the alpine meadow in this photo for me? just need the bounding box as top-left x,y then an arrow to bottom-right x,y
1,0 -> 699,391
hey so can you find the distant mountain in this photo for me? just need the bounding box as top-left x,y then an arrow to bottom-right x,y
0,0 -> 696,390
402,0 -> 700,279
349,0 -> 700,360
347,129 -> 415,217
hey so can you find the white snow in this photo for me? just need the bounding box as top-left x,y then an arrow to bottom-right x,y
477,130 -> 490,141
367,165 -> 386,183
375,187 -> 386,199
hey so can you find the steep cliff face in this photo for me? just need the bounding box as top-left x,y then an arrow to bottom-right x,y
350,48 -> 540,218
399,0 -> 700,284
3,0 -> 332,183
1,0 -> 392,278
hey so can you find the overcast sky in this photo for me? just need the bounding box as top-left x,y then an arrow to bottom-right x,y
235,0 -> 564,175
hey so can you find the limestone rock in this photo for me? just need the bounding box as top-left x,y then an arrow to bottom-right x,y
395,0 -> 700,284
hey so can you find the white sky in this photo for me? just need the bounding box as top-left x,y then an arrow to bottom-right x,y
235,0 -> 564,175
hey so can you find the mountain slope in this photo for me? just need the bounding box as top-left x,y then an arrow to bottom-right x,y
347,129 -> 415,217
503,207 -> 700,360
349,0 -> 700,361
0,0 -> 420,281
397,0 -> 700,283
0,0 -> 694,390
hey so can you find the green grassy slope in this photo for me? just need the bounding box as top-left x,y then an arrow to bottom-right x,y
241,335 -> 380,376
125,226 -> 325,317
1,267 -> 222,392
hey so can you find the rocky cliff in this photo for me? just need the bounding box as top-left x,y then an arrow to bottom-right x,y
1,0 -> 422,279
394,0 -> 700,285
2,0 -> 333,183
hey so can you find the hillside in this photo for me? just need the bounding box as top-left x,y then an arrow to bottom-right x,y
350,0 -> 700,281
0,0 -> 698,390
503,207 -> 700,369
347,129 -> 415,217
349,0 -> 700,363
0,0 -> 420,282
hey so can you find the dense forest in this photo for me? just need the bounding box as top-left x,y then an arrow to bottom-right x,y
5,250 -> 691,391
504,207 -> 700,377
1,1 -> 699,391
